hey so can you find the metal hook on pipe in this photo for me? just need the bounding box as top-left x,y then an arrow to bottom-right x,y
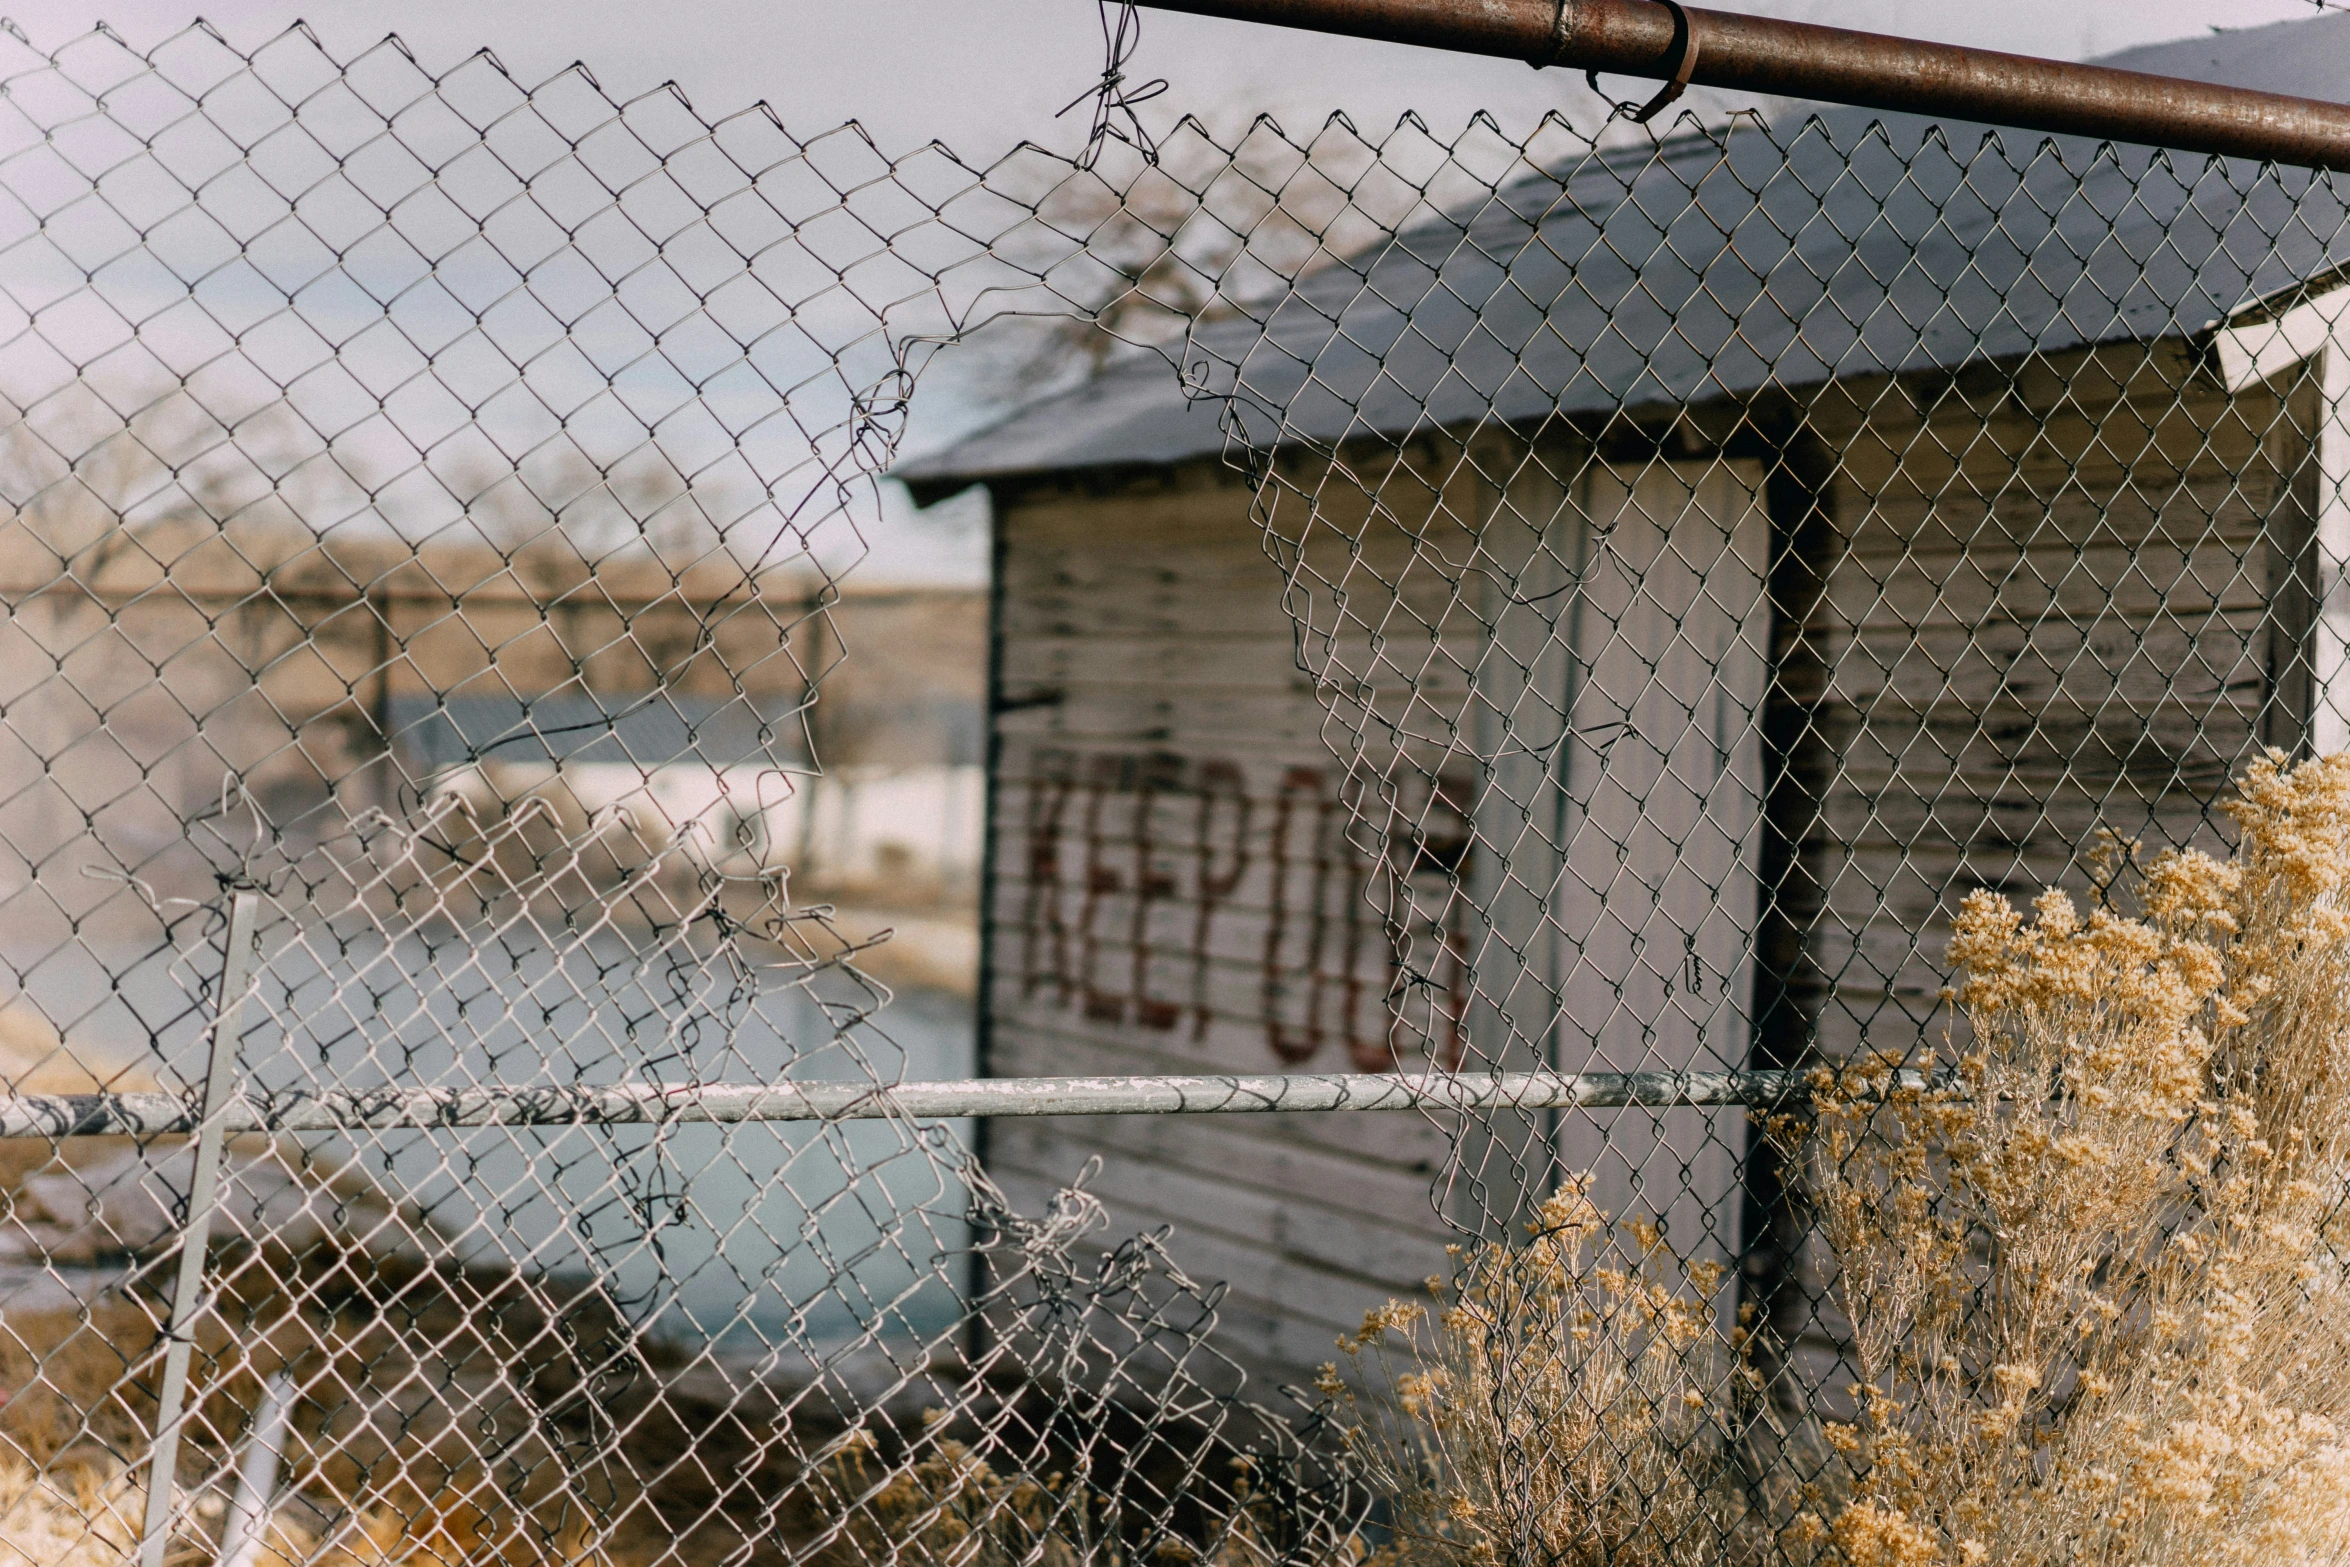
1563,0 -> 1699,124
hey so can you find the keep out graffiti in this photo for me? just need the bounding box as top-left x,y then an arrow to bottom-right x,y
1015,749 -> 1472,1069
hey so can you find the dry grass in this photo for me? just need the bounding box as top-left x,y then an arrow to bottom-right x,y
0,1163 -> 787,1567
0,1288 -> 683,1567
0,1458 -> 142,1567
0,983 -> 792,1566
0,1234 -> 1321,1566
783,1404 -> 1374,1567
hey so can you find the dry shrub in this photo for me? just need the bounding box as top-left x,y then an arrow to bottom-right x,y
799,1421 -> 1358,1567
1323,1180 -> 1779,1566
1797,749 -> 2350,1566
1332,751 -> 2350,1566
801,1426 -> 1092,1566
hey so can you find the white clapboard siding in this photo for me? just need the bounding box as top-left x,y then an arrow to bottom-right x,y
1465,458 -> 1768,1271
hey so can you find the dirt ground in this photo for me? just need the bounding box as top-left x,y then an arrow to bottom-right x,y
0,1003 -> 833,1566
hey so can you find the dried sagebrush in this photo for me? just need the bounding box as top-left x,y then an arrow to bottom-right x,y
1331,752 -> 2350,1566
798,1419 -> 1359,1567
1323,1179 -> 1779,1566
1796,750 -> 2350,1567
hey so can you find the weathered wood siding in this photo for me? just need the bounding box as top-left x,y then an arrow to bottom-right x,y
1466,455 -> 1770,1280
1783,348 -> 2312,1072
983,455 -> 1466,1388
1749,346 -> 2315,1377
979,342 -> 2318,1392
981,444 -> 1779,1384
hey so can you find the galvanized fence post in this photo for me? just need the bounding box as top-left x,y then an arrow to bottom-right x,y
139,886 -> 264,1567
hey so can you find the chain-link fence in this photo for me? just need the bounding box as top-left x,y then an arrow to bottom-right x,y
2,14 -> 2349,1567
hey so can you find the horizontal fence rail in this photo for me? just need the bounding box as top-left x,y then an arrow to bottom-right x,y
1137,0 -> 2350,169
0,1068 -> 1931,1136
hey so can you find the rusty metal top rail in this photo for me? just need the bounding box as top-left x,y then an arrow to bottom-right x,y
1136,0 -> 2350,170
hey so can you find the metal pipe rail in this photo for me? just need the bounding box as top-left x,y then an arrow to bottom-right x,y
1135,0 -> 2350,171
0,1067 -> 1932,1136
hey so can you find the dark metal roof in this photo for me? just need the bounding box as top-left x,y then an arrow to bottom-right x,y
901,14 -> 2350,485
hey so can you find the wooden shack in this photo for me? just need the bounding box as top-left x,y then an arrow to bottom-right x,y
899,18 -> 2350,1388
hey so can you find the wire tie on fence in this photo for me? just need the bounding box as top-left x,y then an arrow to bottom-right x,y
1059,0 -> 1167,168
1550,0 -> 1700,125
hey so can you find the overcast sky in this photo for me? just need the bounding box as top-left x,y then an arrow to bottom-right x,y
25,1 -> 2343,164
19,0 -> 2339,586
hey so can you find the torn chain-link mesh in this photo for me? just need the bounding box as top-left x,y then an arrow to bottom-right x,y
0,15 -> 2345,1566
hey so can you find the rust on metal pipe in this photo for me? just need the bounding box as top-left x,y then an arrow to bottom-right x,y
1133,0 -> 2350,171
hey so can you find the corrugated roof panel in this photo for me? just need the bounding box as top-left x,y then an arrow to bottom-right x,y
903,22 -> 2350,484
